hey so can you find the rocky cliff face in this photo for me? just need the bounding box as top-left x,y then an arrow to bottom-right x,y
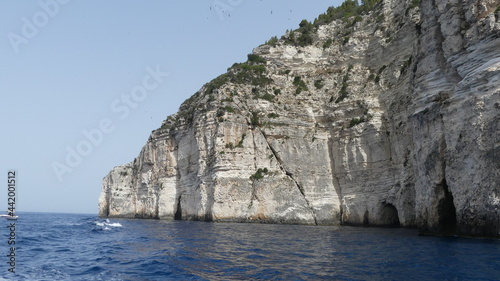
99,0 -> 500,237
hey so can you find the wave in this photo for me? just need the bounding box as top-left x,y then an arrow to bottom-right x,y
93,219 -> 123,231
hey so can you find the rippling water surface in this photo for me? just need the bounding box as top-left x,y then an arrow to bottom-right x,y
1,212 -> 499,280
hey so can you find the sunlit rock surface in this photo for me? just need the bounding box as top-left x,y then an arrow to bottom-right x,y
99,0 -> 500,237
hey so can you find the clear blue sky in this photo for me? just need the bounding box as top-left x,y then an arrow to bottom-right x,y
0,0 -> 342,214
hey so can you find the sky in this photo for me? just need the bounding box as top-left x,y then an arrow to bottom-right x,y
0,0 -> 343,214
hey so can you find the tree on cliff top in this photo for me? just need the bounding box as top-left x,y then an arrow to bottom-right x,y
313,0 -> 382,26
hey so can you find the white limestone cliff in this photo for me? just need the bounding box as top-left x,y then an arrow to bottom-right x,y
99,0 -> 500,237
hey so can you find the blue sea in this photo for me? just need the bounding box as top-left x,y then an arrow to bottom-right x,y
0,213 -> 499,280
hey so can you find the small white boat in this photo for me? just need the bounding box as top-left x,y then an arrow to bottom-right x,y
0,212 -> 18,220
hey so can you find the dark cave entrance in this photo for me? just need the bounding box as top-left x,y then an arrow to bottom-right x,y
363,211 -> 369,225
174,196 -> 182,220
379,203 -> 401,227
437,179 -> 457,235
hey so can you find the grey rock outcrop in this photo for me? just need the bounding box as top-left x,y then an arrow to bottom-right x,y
99,0 -> 500,237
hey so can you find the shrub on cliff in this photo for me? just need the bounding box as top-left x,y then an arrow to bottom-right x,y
250,111 -> 260,126
260,93 -> 275,102
283,19 -> 315,47
323,39 -> 333,49
226,63 -> 273,87
293,76 -> 309,95
205,74 -> 229,94
348,117 -> 366,128
265,36 -> 279,47
335,65 -> 353,103
313,0 -> 382,26
250,168 -> 269,180
410,0 -> 420,9
314,79 -> 325,89
247,54 -> 266,64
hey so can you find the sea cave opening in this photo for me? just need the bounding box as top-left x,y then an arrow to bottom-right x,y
174,196 -> 182,220
437,179 -> 457,235
379,203 -> 400,227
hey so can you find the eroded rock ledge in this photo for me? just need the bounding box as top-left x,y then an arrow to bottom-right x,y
99,0 -> 500,238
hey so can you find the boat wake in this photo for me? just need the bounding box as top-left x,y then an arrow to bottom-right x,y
94,219 -> 123,231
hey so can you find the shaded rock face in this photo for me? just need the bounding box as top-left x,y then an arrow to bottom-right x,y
99,0 -> 500,237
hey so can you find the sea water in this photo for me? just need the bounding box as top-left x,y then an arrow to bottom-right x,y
0,212 -> 498,280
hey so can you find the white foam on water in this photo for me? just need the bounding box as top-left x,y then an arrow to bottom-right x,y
94,220 -> 123,229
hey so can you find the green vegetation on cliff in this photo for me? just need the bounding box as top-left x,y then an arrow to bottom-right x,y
272,0 -> 383,48
204,53 -> 272,96
314,0 -> 383,26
